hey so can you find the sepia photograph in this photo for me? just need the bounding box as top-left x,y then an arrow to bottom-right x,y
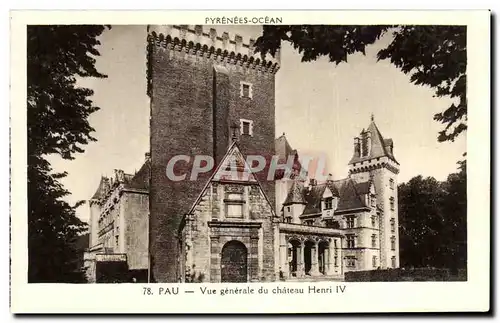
11,10 -> 490,313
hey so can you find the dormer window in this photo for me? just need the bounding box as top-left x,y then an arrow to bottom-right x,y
324,197 -> 333,210
240,81 -> 253,99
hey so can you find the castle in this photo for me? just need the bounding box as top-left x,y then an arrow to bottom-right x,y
84,25 -> 400,283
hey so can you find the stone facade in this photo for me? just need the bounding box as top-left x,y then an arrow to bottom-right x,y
148,25 -> 278,282
274,116 -> 400,273
86,26 -> 400,283
85,157 -> 150,283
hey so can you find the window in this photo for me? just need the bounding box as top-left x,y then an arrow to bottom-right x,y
225,192 -> 244,218
372,255 -> 377,268
287,206 -> 291,213
240,81 -> 253,99
326,220 -> 340,229
346,216 -> 355,228
391,236 -> 396,251
390,218 -> 396,233
371,215 -> 376,227
324,197 -> 333,210
285,217 -> 292,223
370,194 -> 376,207
390,197 -> 395,211
334,256 -> 338,267
391,256 -> 396,268
371,234 -> 377,248
304,220 -> 314,226
346,256 -> 356,268
346,235 -> 355,248
389,178 -> 394,189
239,119 -> 254,136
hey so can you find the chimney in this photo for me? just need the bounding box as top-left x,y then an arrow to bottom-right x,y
145,152 -> 151,162
366,131 -> 372,156
326,173 -> 333,182
354,137 -> 360,157
309,178 -> 317,187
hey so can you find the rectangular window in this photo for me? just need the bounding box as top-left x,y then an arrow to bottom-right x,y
372,255 -> 377,268
391,256 -> 396,268
239,119 -> 253,136
225,192 -> 244,218
346,235 -> 355,248
371,215 -> 376,227
346,256 -> 356,268
227,204 -> 243,218
371,194 -> 376,207
390,218 -> 396,233
240,81 -> 253,99
334,256 -> 338,267
389,178 -> 395,189
304,220 -> 314,226
346,216 -> 355,228
391,236 -> 396,251
390,197 -> 395,211
325,197 -> 333,210
242,121 -> 250,135
326,220 -> 340,229
287,206 -> 291,212
371,234 -> 377,248
285,217 -> 292,223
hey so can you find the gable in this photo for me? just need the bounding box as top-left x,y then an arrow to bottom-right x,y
212,143 -> 257,183
185,141 -> 276,218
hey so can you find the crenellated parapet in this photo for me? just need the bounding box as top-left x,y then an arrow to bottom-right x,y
147,25 -> 280,74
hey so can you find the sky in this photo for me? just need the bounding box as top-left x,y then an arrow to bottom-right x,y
47,25 -> 466,222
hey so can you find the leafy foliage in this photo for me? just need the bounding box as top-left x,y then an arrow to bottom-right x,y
256,25 -> 467,142
398,163 -> 467,270
27,25 -> 109,282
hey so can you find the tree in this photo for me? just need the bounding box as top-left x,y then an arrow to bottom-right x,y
397,163 -> 467,271
398,176 -> 446,268
255,25 -> 466,143
27,25 -> 109,282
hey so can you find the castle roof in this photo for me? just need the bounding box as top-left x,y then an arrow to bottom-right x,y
90,157 -> 150,202
283,180 -> 307,206
274,133 -> 305,180
349,117 -> 398,165
291,177 -> 371,216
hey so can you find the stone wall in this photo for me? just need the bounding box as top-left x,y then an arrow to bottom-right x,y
148,28 -> 278,282
123,191 -> 149,270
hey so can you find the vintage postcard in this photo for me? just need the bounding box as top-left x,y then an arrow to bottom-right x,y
10,10 -> 490,313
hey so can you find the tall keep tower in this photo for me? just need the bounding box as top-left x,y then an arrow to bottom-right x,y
348,115 -> 400,269
147,25 -> 280,282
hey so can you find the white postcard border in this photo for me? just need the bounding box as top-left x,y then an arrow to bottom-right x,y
10,10 -> 490,313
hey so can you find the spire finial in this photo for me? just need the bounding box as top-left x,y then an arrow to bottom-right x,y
371,113 -> 375,122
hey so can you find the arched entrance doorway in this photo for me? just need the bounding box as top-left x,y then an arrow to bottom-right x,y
221,240 -> 248,282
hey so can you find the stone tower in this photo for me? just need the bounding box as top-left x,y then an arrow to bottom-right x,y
147,25 -> 280,282
348,115 -> 400,269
